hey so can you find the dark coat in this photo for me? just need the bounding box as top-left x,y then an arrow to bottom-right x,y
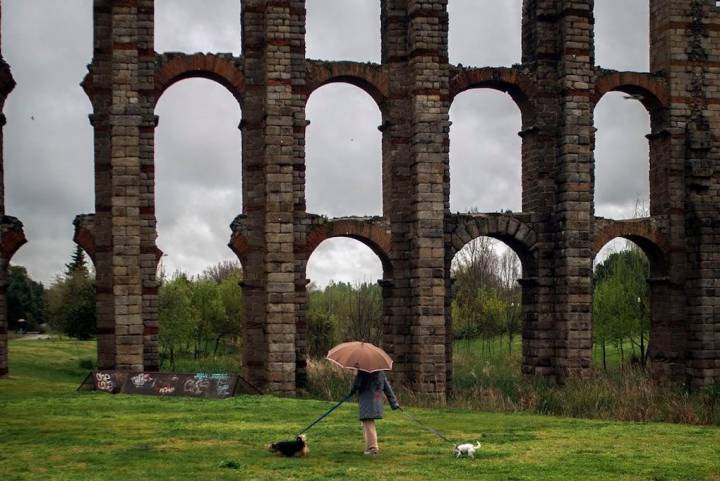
349,371 -> 399,420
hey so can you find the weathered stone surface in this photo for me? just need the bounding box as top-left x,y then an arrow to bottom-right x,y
8,0 -> 709,395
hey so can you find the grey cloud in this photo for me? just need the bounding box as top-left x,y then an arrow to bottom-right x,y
449,89 -> 523,213
594,93 -> 651,219
305,83 -> 382,218
3,0 -> 94,285
448,0 -> 522,67
306,238 -> 383,287
155,0 -> 241,55
306,0 -> 380,62
595,0 -> 649,71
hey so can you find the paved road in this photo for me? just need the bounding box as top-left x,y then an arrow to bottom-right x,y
14,334 -> 51,341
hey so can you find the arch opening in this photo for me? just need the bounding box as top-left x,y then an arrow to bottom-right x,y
301,238 -> 386,388
305,83 -> 382,217
306,0 -> 380,63
449,236 -> 524,388
594,0 -> 649,71
153,78 -> 244,373
593,239 -> 657,372
594,91 -> 651,220
449,89 -> 522,214
448,0 -> 522,67
155,78 -> 242,279
155,0 -> 241,55
3,0 -> 94,287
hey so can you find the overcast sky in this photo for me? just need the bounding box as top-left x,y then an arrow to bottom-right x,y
2,0 -> 649,286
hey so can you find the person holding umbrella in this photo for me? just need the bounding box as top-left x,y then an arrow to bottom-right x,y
326,341 -> 400,456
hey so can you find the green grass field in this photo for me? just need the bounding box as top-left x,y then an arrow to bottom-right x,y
1,339 -> 720,481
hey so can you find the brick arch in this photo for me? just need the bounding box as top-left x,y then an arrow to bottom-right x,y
73,222 -> 96,266
0,217 -> 26,267
594,71 -> 669,118
592,219 -> 670,276
449,67 -> 536,122
155,53 -> 245,107
306,61 -> 389,108
304,219 -> 392,275
228,231 -> 250,266
449,214 -> 538,276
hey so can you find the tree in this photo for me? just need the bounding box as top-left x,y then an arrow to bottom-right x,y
189,279 -> 227,358
158,276 -> 193,369
65,245 -> 89,277
7,265 -> 44,330
214,273 -> 243,354
202,260 -> 242,284
592,246 -> 650,369
44,272 -> 95,339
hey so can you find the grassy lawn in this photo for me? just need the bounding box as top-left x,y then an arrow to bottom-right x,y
1,339 -> 720,481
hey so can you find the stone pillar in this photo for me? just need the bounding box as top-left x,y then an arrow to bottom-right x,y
0,2 -> 27,379
551,0 -> 595,380
289,0 -> 308,391
380,0 -> 414,390
650,0 -> 720,388
520,0 -> 564,378
405,0 -> 449,399
86,0 -> 155,372
241,0 -> 299,395
0,0 -> 12,377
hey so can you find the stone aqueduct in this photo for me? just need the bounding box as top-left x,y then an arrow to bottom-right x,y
1,0 -> 719,398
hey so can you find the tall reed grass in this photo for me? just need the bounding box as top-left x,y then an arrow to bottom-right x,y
304,338 -> 720,426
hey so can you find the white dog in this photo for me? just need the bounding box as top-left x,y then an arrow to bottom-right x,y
454,441 -> 481,458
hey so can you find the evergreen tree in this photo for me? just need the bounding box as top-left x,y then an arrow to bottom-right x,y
65,244 -> 89,277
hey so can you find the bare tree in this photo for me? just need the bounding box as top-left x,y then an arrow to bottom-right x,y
202,260 -> 243,284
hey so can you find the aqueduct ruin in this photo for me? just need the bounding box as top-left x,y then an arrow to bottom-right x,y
1,0 -> 720,398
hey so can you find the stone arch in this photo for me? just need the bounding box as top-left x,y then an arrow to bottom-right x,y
594,71 -> 669,121
449,67 -> 536,123
155,53 -> 244,107
592,219 -> 670,276
591,221 -> 680,380
304,218 -> 392,275
306,61 -> 388,109
448,213 -> 538,277
445,213 -> 541,388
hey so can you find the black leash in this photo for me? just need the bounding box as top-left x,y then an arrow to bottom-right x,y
398,407 -> 455,445
295,392 -> 354,437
